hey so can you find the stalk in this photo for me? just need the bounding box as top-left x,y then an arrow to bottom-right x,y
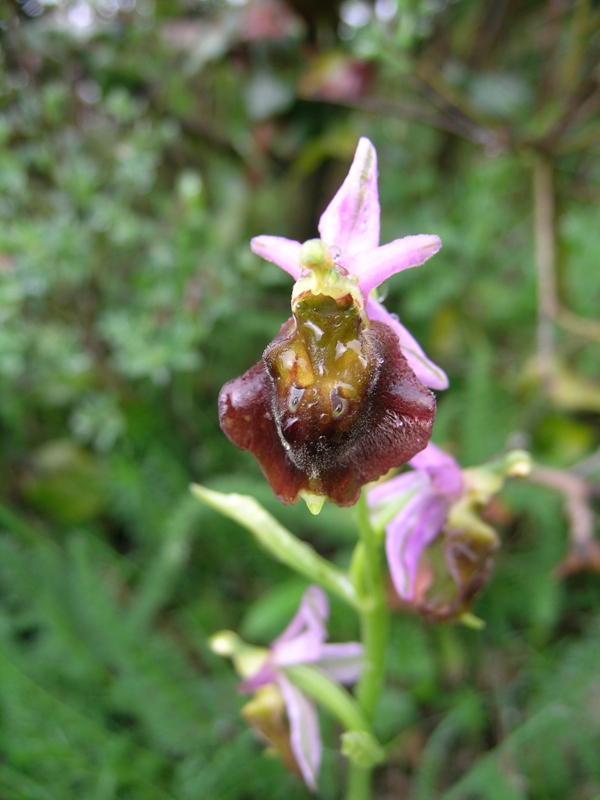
346,492 -> 389,800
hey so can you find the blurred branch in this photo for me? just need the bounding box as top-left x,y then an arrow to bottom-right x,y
528,465 -> 599,577
560,118 -> 600,154
573,448 -> 600,482
317,94 -> 499,148
533,154 -> 558,389
557,0 -> 592,95
176,115 -> 249,165
541,73 -> 600,153
412,61 -> 508,151
557,307 -> 600,343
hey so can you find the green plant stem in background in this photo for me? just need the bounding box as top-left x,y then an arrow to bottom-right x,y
346,492 -> 390,800
285,664 -> 371,734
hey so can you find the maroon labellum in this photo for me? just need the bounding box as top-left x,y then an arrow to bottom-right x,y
219,289 -> 435,509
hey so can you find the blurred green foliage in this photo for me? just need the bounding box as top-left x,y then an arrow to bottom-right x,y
1,0 -> 600,797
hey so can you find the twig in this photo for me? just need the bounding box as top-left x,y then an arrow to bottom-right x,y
305,93 -> 499,149
533,154 -> 559,389
557,307 -> 600,343
572,448 -> 600,481
528,466 -> 599,577
411,61 -> 505,149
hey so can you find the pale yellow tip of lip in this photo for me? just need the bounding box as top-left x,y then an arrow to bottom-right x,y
458,611 -> 485,630
299,238 -> 334,270
209,630 -> 238,656
299,490 -> 326,515
503,449 -> 533,477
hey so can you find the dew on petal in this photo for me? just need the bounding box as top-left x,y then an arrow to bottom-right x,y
288,386 -> 305,412
304,319 -> 324,341
330,387 -> 348,418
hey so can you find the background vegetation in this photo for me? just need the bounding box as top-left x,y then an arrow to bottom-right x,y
1,0 -> 600,797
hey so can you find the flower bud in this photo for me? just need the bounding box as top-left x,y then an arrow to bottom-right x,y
299,238 -> 335,271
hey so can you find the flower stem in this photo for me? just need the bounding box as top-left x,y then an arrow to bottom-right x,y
284,665 -> 370,734
346,492 -> 389,800
346,762 -> 371,800
354,492 -> 389,717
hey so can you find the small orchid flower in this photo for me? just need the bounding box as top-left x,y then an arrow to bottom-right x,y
369,442 -> 463,603
220,138 -> 445,511
211,585 -> 363,791
369,444 -> 532,620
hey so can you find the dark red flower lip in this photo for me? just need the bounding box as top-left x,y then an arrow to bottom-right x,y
219,318 -> 436,509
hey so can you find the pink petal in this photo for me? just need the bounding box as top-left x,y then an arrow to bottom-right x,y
366,297 -> 449,390
318,137 -> 380,257
346,234 -> 442,298
315,642 -> 363,684
367,470 -> 429,508
278,673 -> 321,792
274,631 -> 324,668
251,235 -> 303,280
385,490 -> 449,600
409,442 -> 463,497
273,586 -> 328,650
239,660 -> 278,693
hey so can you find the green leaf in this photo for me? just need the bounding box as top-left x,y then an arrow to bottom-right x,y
190,484 -> 359,609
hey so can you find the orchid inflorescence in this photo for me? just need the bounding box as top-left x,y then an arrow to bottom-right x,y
197,136 -> 532,795
212,585 -> 363,791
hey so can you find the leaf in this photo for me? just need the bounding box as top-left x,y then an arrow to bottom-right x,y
190,484 -> 359,609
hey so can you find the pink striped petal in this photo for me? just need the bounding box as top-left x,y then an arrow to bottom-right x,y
409,442 -> 463,497
318,137 -> 380,257
278,673 -> 321,791
273,585 -> 328,650
385,489 -> 449,600
274,631 -> 324,668
239,660 -> 277,693
251,235 -> 303,280
367,470 -> 429,508
315,642 -> 363,684
346,234 -> 441,298
366,297 -> 449,390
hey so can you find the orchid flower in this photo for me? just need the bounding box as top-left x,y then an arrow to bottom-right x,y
219,137 -> 445,511
369,444 -> 532,620
212,585 -> 363,791
369,442 -> 463,603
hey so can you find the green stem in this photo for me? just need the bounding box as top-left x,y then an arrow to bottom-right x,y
346,763 -> 371,800
346,492 -> 390,800
284,665 -> 370,734
354,492 -> 389,717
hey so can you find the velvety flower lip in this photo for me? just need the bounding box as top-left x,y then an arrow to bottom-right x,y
368,442 -> 463,601
219,316 -> 436,508
240,586 -> 363,791
250,136 -> 448,391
